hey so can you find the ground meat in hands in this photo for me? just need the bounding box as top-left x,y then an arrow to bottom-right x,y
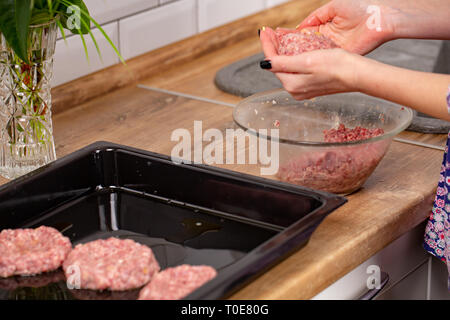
276,29 -> 339,56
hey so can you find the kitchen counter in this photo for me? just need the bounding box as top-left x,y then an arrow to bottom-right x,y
54,86 -> 444,300
1,0 -> 448,299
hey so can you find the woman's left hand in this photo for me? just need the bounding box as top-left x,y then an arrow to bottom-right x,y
260,26 -> 362,100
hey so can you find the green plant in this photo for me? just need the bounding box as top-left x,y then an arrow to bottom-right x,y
0,1 -> 124,177
0,0 -> 124,63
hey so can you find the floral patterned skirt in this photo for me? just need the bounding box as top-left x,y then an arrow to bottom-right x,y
423,86 -> 450,289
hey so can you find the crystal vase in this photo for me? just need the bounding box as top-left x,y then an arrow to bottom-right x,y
0,20 -> 58,180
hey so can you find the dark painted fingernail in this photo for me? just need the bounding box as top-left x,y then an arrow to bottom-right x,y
260,60 -> 272,70
258,29 -> 261,37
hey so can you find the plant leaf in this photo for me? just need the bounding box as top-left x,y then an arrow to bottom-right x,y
59,0 -> 90,35
77,27 -> 89,64
33,0 -> 46,9
15,0 -> 33,62
76,4 -> 126,64
0,0 -> 32,62
88,29 -> 102,63
59,0 -> 125,65
46,0 -> 53,16
56,19 -> 67,44
30,10 -> 52,25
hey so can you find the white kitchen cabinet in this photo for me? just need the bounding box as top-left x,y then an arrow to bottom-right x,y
376,256 -> 450,300
429,256 -> 450,300
376,260 -> 429,300
312,222 -> 430,300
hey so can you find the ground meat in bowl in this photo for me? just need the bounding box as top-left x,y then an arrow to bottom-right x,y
0,226 -> 72,278
324,123 -> 384,143
277,124 -> 388,194
276,29 -> 339,56
138,265 -> 217,300
63,237 -> 160,291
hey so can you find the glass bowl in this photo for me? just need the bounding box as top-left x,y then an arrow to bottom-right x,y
233,89 -> 414,195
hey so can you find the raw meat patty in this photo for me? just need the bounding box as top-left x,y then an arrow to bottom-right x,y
63,237 -> 159,291
0,226 -> 72,278
276,29 -> 339,56
138,265 -> 217,300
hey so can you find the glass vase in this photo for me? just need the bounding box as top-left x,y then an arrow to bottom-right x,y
0,20 -> 58,180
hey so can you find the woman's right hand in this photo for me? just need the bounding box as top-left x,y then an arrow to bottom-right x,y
296,0 -> 397,55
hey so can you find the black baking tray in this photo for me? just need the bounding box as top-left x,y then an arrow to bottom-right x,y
0,142 -> 346,300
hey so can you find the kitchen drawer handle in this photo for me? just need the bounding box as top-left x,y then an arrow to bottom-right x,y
358,271 -> 390,300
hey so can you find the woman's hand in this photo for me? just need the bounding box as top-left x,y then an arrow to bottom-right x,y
260,27 -> 450,121
260,27 -> 362,100
296,0 -> 450,54
296,0 -> 396,54
258,0 -> 450,120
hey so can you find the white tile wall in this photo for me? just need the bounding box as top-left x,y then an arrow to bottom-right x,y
56,0 -> 159,39
265,0 -> 291,8
53,0 -> 295,86
159,0 -> 176,4
119,0 -> 197,60
84,0 -> 159,25
197,0 -> 266,33
52,22 -> 120,87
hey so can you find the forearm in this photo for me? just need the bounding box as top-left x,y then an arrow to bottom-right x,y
386,0 -> 450,40
352,56 -> 450,121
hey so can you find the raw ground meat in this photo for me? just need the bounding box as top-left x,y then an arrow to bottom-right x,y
63,237 -> 160,291
0,226 -> 72,278
277,124 -> 387,194
324,123 -> 384,143
276,29 -> 339,56
138,265 -> 217,300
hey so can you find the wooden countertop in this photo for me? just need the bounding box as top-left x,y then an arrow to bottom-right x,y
1,0 -> 447,299
55,86 -> 443,300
